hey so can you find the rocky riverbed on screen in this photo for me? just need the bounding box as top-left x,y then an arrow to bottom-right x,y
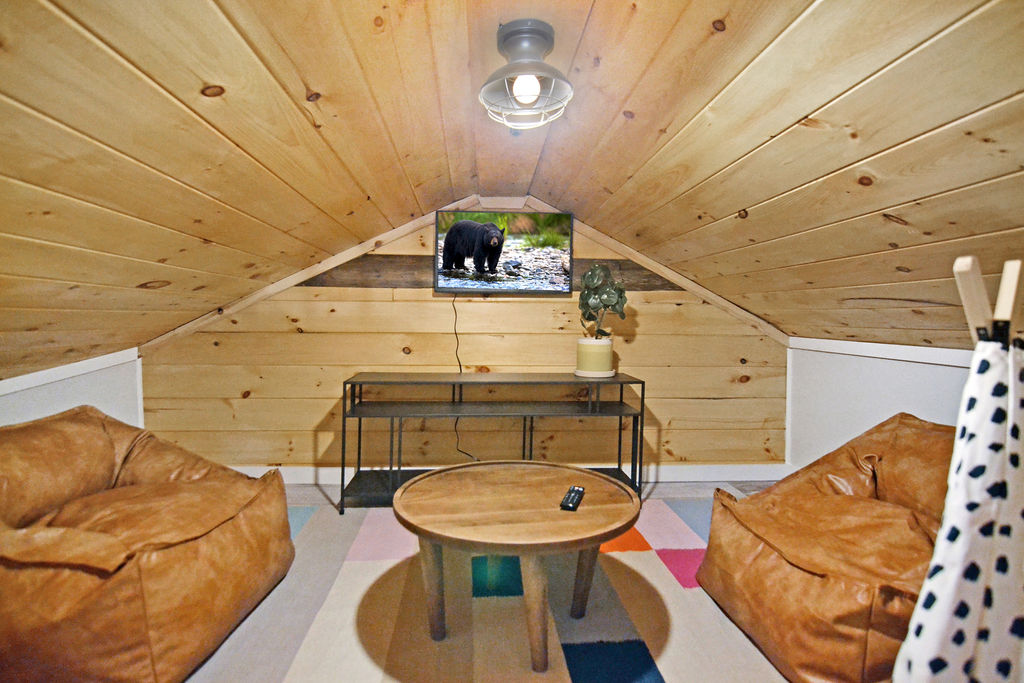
435,238 -> 571,292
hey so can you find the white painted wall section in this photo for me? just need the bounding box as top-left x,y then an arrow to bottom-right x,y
787,338 -> 972,469
0,349 -> 144,428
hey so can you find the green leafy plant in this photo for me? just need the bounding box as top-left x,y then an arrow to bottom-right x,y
578,264 -> 627,339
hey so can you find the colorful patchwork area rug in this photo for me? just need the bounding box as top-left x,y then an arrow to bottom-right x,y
188,486 -> 784,682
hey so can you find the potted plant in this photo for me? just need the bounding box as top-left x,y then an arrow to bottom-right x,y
575,263 -> 627,377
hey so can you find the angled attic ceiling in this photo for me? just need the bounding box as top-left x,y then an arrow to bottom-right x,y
1,0 -> 1022,381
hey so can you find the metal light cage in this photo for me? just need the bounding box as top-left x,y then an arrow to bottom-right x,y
478,19 -> 574,130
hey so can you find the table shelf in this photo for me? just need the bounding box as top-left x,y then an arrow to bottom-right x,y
340,372 -> 645,512
347,400 -> 642,419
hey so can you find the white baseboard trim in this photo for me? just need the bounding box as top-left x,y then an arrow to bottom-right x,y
232,462 -> 796,486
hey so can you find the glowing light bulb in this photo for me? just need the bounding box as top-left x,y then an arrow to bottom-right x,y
512,74 -> 541,105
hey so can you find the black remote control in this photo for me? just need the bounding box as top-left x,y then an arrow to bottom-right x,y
560,485 -> 585,511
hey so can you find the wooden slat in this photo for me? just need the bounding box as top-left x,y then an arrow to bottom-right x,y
0,232 -> 264,298
0,274 -> 220,312
763,306 -> 970,332
0,176 -> 292,282
527,0 -> 692,203
591,0 -> 985,228
776,325 -> 973,348
555,0 -> 813,216
619,0 -> 1024,248
143,331 -> 786,368
213,0 -> 422,226
152,428 -> 785,467
0,0 -> 348,244
51,0 -> 385,249
333,1 -> 454,214
0,309 -> 193,333
201,298 -> 759,336
139,199 -> 482,352
143,363 -> 785,400
1,342 -> 139,381
731,276 -> 999,311
146,396 -> 779,433
677,171 -> 1024,281
659,91 -> 1024,267
570,221 -> 788,344
704,226 -> 1024,295
425,0 -> 477,201
0,94 -> 327,268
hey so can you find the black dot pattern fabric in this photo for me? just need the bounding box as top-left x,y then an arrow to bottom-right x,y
895,341 -> 1024,681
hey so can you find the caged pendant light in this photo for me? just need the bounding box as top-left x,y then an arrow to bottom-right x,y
478,19 -> 574,130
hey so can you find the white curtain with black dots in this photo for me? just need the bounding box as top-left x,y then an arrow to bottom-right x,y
895,339 -> 1024,682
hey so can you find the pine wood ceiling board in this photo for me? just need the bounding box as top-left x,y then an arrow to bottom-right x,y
527,0 -> 689,206
466,1 -> 592,197
680,170 -> 1024,281
1,342 -> 139,381
0,176 -> 292,283
0,1 -> 348,247
551,0 -> 811,219
0,309 -> 196,334
730,277 -> 997,311
0,95 -> 328,269
762,305 -> 971,332
624,0 -> 1024,251
658,90 -> 1024,268
0,233 -> 265,300
0,275 -> 220,312
143,331 -> 785,368
213,0 -> 423,225
425,0 -> 476,201
331,2 -> 455,216
591,0 -> 984,234
50,0 -> 382,250
704,225 -> 1024,295
770,324 -> 972,348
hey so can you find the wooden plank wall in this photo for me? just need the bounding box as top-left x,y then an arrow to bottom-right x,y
143,229 -> 786,472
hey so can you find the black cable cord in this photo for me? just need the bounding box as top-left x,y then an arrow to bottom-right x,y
451,293 -> 477,461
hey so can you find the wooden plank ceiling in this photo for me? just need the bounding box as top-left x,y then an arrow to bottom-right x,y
1,0 -> 1022,379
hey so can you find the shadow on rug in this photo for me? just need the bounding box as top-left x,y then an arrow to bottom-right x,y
190,497 -> 784,682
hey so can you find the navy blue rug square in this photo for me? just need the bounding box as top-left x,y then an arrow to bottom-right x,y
562,640 -> 665,682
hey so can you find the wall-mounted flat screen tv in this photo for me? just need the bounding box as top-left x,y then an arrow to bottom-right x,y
434,210 -> 573,295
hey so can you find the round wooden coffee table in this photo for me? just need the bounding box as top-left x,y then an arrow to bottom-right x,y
392,460 -> 641,672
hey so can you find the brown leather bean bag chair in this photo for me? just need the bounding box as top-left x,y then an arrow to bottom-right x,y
696,413 -> 954,683
0,405 -> 295,683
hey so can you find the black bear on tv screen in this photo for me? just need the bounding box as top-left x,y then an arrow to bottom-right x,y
434,210 -> 573,295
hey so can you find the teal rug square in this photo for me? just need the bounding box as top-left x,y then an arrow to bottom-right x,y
471,555 -> 523,597
286,506 -> 317,540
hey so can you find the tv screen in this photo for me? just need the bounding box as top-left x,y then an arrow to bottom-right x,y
434,210 -> 573,295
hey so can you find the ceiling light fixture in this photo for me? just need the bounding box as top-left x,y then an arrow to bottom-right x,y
478,19 -> 573,130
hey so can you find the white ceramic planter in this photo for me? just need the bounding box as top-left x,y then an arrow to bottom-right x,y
574,338 -> 615,377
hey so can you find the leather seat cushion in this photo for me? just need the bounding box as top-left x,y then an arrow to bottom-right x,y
0,470 -> 293,683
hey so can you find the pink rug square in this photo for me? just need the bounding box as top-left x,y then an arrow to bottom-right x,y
656,548 -> 706,588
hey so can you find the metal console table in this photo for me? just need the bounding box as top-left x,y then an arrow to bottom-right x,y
340,372 -> 645,512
